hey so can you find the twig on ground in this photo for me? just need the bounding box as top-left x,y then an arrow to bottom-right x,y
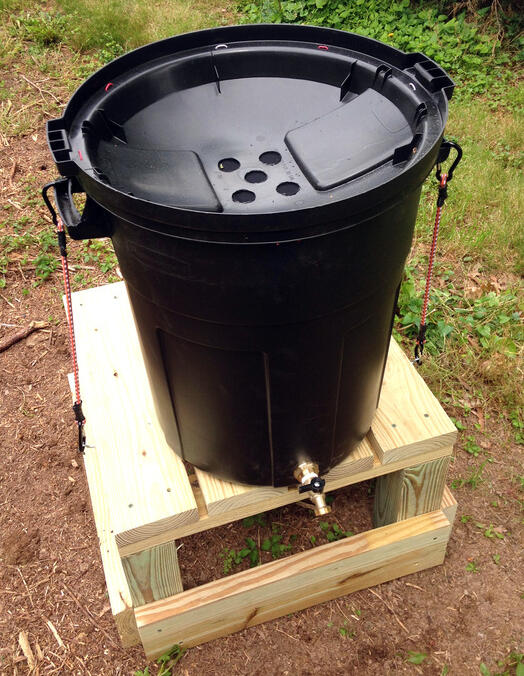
20,73 -> 60,103
44,618 -> 65,649
15,100 -> 41,117
18,631 -> 36,670
16,567 -> 34,608
0,293 -> 15,308
368,588 -> 409,633
9,159 -> 17,184
62,583 -> 119,648
275,627 -> 299,641
405,582 -> 427,592
335,599 -> 352,624
0,321 -> 48,353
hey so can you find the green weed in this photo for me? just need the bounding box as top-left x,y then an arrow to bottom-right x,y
452,461 -> 487,490
397,263 -> 522,359
82,239 -> 117,273
134,643 -> 186,676
34,252 -> 58,282
475,523 -> 506,539
338,625 -> 355,639
319,521 -> 353,542
452,418 -> 467,431
261,532 -> 292,559
478,650 -> 524,676
156,644 -> 186,675
465,436 -> 482,457
406,650 -> 428,664
466,560 -> 480,573
242,513 -> 266,528
221,537 -> 259,573
510,410 -> 524,445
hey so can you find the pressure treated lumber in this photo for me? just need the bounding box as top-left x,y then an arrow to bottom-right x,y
370,339 -> 457,463
117,443 -> 453,557
68,375 -> 139,647
195,441 -> 374,516
136,509 -> 451,658
441,485 -> 458,524
68,284 -> 199,543
122,542 -> 183,607
373,456 -> 450,527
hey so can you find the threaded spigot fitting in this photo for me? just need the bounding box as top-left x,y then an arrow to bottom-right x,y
294,462 -> 331,517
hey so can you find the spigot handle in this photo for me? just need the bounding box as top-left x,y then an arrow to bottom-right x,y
298,476 -> 326,494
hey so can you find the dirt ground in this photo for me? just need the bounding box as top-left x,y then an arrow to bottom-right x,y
1,121 -> 523,676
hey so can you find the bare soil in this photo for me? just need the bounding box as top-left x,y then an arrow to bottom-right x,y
1,90 -> 523,676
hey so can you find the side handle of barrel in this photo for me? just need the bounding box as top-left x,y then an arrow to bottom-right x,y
42,177 -> 112,240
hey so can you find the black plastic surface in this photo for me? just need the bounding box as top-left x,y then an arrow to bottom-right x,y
54,177 -> 112,240
286,89 -> 412,189
95,145 -> 220,210
44,25 -> 454,486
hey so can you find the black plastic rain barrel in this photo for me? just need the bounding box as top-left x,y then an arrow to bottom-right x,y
45,25 -> 454,487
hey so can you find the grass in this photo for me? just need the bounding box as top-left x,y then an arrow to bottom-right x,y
438,98 -> 524,272
1,0 -> 235,55
57,0 -> 234,51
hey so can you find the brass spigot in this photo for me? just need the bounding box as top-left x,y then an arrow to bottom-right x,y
294,462 -> 331,517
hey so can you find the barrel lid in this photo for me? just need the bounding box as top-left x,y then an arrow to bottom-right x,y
48,25 -> 453,226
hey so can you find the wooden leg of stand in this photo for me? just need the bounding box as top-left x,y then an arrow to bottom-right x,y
373,456 -> 450,527
122,542 -> 183,607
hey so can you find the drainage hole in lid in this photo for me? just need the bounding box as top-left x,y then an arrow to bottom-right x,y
218,157 -> 240,172
232,189 -> 256,203
259,151 -> 281,165
245,170 -> 267,184
276,182 -> 300,196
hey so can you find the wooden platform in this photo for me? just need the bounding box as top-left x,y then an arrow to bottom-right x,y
67,282 -> 457,656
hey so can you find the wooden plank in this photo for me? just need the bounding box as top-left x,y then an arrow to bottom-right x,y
68,283 -> 199,548
136,510 -> 451,658
194,470 -> 288,517
68,375 -> 138,647
117,443 -> 453,556
196,440 -> 373,516
121,542 -> 183,607
373,456 -> 450,527
369,339 -> 457,463
441,485 -> 458,525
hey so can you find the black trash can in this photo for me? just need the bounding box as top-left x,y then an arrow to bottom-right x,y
45,25 -> 454,486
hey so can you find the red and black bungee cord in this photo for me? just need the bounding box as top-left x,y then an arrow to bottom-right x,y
42,183 -> 86,452
413,139 -> 462,365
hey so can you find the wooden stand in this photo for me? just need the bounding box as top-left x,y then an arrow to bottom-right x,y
68,282 -> 457,658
